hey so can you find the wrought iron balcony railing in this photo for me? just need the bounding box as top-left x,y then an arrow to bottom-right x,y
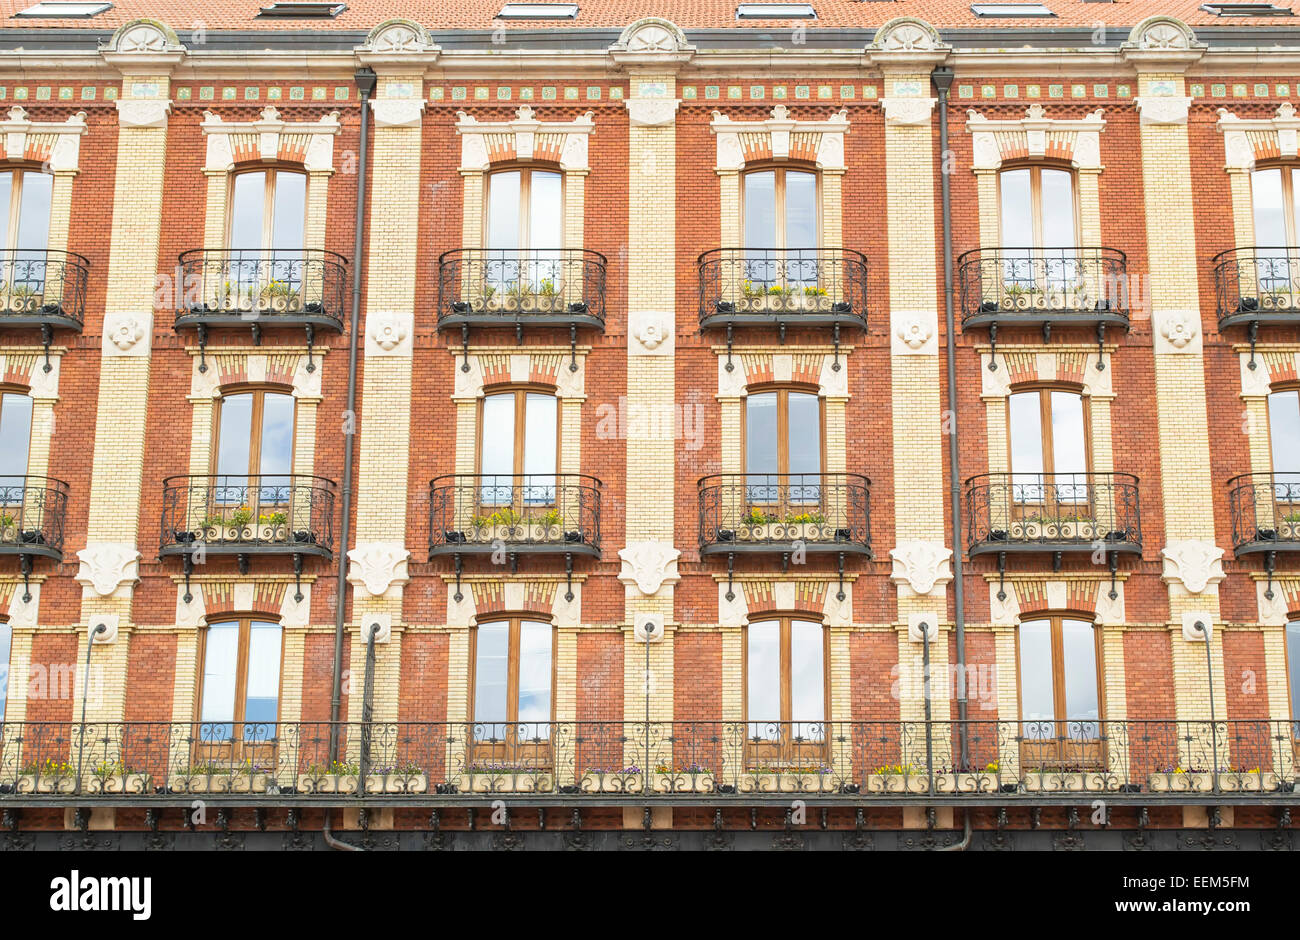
0,250 -> 90,332
697,248 -> 868,334
428,473 -> 602,558
957,247 -> 1130,356
159,474 -> 336,558
1,719 -> 1295,801
1228,472 -> 1300,554
1213,246 -> 1300,328
698,473 -> 871,556
965,472 -> 1141,556
0,476 -> 69,562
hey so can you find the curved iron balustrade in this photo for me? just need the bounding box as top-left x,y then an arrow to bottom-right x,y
1,718 -> 1292,800
0,250 -> 90,330
437,248 -> 607,330
1228,471 -> 1300,554
428,473 -> 602,558
965,472 -> 1141,555
697,472 -> 871,555
159,474 -> 336,557
697,247 -> 868,328
1213,247 -> 1300,329
0,476 -> 69,562
957,246 -> 1130,328
173,249 -> 348,330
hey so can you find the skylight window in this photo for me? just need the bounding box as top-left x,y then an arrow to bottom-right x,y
14,1 -> 112,16
495,3 -> 579,18
736,3 -> 818,17
258,2 -> 347,16
970,3 -> 1055,16
1200,2 -> 1293,14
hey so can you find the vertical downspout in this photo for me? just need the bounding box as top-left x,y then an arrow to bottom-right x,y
330,67 -> 377,764
931,65 -> 969,770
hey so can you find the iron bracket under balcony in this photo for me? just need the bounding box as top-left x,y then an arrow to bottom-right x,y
957,247 -> 1130,371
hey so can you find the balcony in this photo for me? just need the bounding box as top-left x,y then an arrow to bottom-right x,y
957,247 -> 1130,357
0,476 -> 69,563
965,472 -> 1142,559
1228,472 -> 1300,556
437,249 -> 606,365
159,474 -> 336,561
1213,247 -> 1300,361
0,250 -> 90,364
174,249 -> 348,364
697,248 -> 867,359
428,473 -> 602,560
697,473 -> 871,558
0,719 -> 1292,802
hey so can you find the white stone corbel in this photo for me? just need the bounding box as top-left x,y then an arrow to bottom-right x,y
890,541 -> 953,597
1161,540 -> 1226,595
75,543 -> 141,598
347,542 -> 411,599
115,98 -> 171,129
617,541 -> 681,595
371,97 -> 426,128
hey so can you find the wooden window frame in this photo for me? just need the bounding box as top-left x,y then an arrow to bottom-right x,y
0,166 -> 52,254
211,387 -> 297,522
194,616 -> 284,763
1285,619 -> 1300,742
468,614 -> 557,767
742,613 -> 830,768
475,385 -> 561,513
225,166 -> 309,254
0,386 -> 33,467
742,386 -> 825,517
485,165 -> 565,251
1014,613 -> 1105,770
739,165 -> 822,251
0,617 -> 10,725
1006,385 -> 1093,477
996,163 -> 1080,249
1251,163 -> 1300,246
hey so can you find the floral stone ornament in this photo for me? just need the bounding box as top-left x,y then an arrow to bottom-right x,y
103,313 -> 150,356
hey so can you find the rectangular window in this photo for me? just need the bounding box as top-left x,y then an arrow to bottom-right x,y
745,616 -> 826,759
1287,621 -> 1300,736
258,2 -> 347,16
971,3 -> 1055,15
1019,616 -> 1102,767
471,618 -> 554,758
0,393 -> 33,489
199,619 -> 282,743
14,2 -> 113,16
496,3 -> 579,18
0,620 -> 10,723
736,3 -> 817,17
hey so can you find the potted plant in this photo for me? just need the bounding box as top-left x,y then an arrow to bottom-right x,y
652,762 -> 715,793
365,761 -> 429,794
1057,512 -> 1099,540
256,510 -> 288,541
866,763 -> 929,794
460,761 -> 554,793
16,758 -> 77,794
299,759 -> 361,794
1016,514 -> 1051,540
7,283 -> 38,313
1147,766 -> 1213,793
534,277 -> 561,312
783,511 -> 829,541
169,760 -> 271,794
1000,280 -> 1031,311
260,278 -> 300,313
87,759 -> 152,794
470,507 -> 524,543
740,763 -> 834,793
0,511 -> 15,542
579,766 -> 643,794
528,507 -> 563,541
204,505 -> 253,541
935,761 -> 1003,794
800,285 -> 832,311
1022,765 -> 1115,792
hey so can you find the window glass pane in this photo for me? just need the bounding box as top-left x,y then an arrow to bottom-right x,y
0,621 -> 10,723
487,171 -> 521,250
200,621 -> 240,733
784,171 -> 817,258
269,172 -> 306,254
745,393 -> 779,503
999,169 -> 1033,248
1009,392 -> 1044,499
1018,619 -> 1055,736
746,620 -> 781,737
14,171 -> 51,255
1061,619 -> 1098,734
228,172 -> 267,252
258,393 -> 294,478
1270,390 -> 1300,486
787,392 -> 821,503
517,620 -> 552,735
528,170 -> 562,249
1287,621 -> 1300,733
1039,169 -> 1075,248
473,622 -> 509,733
744,171 -> 777,248
1050,391 -> 1087,501
522,393 -> 556,502
216,394 -> 254,479
790,619 -> 824,739
0,172 -> 11,249
243,621 -> 281,736
0,393 -> 32,487
479,395 -> 516,503
1253,168 -> 1287,245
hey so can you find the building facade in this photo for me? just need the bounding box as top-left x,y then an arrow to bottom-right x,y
0,0 -> 1297,850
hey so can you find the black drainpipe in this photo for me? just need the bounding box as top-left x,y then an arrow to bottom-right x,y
932,65 -> 969,770
330,67 -> 377,764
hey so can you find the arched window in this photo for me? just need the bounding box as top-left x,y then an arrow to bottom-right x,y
745,387 -> 822,507
0,618 -> 10,724
479,388 -> 557,506
1008,386 -> 1088,505
745,616 -> 826,762
486,167 -> 562,291
1018,615 -> 1102,766
471,616 -> 554,762
999,165 -> 1077,292
213,388 -> 294,517
198,617 -> 282,744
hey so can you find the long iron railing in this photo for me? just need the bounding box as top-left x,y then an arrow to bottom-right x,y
2,719 -> 1291,799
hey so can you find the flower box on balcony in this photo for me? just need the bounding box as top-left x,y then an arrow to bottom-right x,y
741,521 -> 836,543
168,772 -> 271,794
366,772 -> 428,794
865,773 -> 929,794
86,773 -> 152,795
15,774 -> 77,794
1217,771 -> 1279,792
934,772 -> 1001,794
468,520 -> 564,545
652,771 -> 716,793
1147,772 -> 1213,793
740,290 -> 835,314
203,523 -> 250,543
1022,771 -> 1113,792
738,771 -> 834,793
1057,519 -> 1099,540
578,771 -> 644,794
459,772 -> 554,793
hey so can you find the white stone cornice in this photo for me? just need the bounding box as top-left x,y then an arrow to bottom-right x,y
456,105 -> 595,171
710,105 -> 849,171
1217,102 -> 1300,171
201,106 -> 341,172
967,105 -> 1106,171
